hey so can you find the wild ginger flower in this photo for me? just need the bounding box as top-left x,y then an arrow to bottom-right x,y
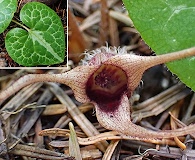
1,46 -> 195,140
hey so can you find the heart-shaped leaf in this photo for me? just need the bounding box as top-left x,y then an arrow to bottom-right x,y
0,0 -> 17,34
123,0 -> 195,90
5,2 -> 65,66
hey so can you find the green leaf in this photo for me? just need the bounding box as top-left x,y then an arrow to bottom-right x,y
0,0 -> 17,33
5,2 -> 65,66
123,0 -> 195,90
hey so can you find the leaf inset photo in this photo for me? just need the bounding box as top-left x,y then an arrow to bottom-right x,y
1,0 -> 66,67
0,0 -> 17,34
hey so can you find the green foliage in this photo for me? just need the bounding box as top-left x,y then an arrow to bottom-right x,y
123,0 -> 195,90
0,1 -> 65,66
0,0 -> 17,33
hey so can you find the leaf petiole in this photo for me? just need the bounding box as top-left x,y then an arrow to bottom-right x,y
11,19 -> 30,32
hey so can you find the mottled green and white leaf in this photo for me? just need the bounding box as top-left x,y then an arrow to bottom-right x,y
0,0 -> 17,33
5,2 -> 65,66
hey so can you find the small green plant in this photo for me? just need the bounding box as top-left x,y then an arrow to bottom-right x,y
0,0 -> 65,66
122,0 -> 195,91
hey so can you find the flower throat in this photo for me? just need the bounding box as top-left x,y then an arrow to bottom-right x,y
86,64 -> 128,112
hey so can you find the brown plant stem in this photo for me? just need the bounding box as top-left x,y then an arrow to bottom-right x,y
9,144 -> 73,160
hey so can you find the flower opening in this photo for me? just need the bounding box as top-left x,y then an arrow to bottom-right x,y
86,64 -> 128,113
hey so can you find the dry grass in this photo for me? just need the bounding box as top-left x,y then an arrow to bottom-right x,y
0,0 -> 195,159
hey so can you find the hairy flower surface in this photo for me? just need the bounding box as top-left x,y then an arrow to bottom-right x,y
1,46 -> 195,140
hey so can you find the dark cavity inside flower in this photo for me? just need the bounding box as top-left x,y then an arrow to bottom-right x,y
86,64 -> 128,112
